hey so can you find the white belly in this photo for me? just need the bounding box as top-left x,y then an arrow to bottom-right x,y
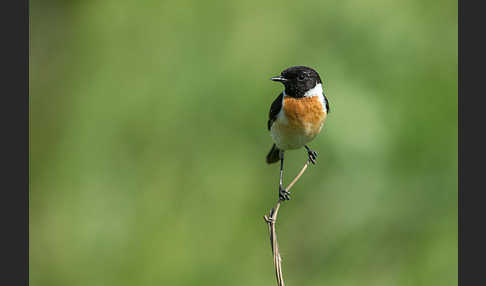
270,115 -> 322,150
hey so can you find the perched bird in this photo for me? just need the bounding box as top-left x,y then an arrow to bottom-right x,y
266,66 -> 330,200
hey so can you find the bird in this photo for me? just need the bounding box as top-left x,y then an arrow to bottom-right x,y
266,66 -> 330,201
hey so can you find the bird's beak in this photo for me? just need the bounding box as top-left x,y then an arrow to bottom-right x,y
270,76 -> 287,83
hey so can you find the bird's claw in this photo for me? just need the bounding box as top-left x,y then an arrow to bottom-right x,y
307,149 -> 318,165
279,187 -> 291,201
264,215 -> 274,223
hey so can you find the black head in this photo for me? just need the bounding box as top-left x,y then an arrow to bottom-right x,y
271,66 -> 322,98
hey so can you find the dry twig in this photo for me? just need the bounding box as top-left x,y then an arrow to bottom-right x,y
263,159 -> 311,286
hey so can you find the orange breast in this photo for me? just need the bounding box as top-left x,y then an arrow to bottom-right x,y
283,96 -> 326,136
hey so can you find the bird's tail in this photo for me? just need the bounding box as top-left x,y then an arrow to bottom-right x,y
266,144 -> 281,164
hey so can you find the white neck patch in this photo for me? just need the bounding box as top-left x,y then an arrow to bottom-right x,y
304,83 -> 327,112
304,83 -> 323,97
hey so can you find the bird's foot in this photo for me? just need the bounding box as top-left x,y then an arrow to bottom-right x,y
279,187 -> 291,201
306,148 -> 318,165
264,215 -> 274,223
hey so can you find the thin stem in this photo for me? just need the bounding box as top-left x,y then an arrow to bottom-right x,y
264,159 -> 311,286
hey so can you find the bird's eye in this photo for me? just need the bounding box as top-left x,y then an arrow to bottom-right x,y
298,74 -> 306,81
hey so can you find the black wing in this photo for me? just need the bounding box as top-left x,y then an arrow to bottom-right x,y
324,94 -> 330,113
267,92 -> 283,130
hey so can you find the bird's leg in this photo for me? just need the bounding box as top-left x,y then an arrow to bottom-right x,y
278,150 -> 291,201
305,145 -> 318,165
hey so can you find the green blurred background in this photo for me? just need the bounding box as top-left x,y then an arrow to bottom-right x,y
30,0 -> 457,285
